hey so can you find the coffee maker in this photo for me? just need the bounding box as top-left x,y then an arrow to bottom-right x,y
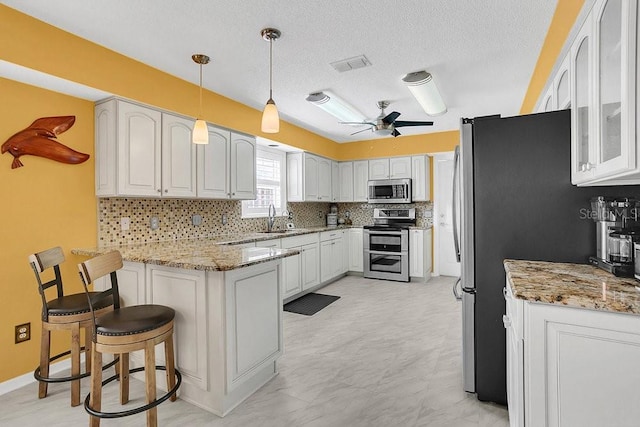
589,196 -> 638,276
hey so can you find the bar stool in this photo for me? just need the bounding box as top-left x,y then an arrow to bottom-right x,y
78,251 -> 181,427
29,246 -> 115,407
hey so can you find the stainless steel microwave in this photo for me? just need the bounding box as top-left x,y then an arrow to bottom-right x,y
367,179 -> 412,204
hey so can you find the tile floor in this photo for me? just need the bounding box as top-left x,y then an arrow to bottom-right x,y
0,275 -> 509,426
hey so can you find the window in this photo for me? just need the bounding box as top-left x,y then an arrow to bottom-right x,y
242,147 -> 287,218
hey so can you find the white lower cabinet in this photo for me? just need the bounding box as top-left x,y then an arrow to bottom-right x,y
110,259 -> 282,417
320,230 -> 346,283
281,234 -> 319,299
147,264 -> 208,390
409,229 -> 432,279
348,228 -> 363,272
504,283 -> 640,427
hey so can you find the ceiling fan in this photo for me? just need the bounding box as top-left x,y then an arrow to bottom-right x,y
340,101 -> 434,137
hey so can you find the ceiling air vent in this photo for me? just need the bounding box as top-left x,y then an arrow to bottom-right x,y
330,55 -> 372,73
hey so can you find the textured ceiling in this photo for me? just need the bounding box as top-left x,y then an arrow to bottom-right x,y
2,0 -> 558,143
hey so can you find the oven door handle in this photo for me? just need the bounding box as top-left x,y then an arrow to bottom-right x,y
365,249 -> 407,256
364,230 -> 405,236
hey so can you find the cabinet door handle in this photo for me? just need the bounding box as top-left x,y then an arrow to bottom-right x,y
502,315 -> 511,329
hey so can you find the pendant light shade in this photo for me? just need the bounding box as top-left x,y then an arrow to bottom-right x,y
192,119 -> 209,144
192,54 -> 210,144
261,28 -> 281,134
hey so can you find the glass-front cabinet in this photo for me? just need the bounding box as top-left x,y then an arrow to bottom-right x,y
571,13 -> 595,183
571,0 -> 638,185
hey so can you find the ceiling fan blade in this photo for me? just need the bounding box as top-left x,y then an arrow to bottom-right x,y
340,121 -> 376,126
392,128 -> 401,137
350,127 -> 373,136
382,111 -> 401,125
393,120 -> 434,127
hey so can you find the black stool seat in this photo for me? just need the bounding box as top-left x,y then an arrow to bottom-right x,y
96,305 -> 175,336
47,292 -> 113,316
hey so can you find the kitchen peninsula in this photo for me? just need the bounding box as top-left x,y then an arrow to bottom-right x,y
503,260 -> 640,427
73,236 -> 299,417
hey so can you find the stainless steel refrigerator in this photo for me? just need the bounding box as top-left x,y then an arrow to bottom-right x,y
451,110 -> 636,405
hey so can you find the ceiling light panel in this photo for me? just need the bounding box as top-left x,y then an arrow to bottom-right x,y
306,91 -> 367,123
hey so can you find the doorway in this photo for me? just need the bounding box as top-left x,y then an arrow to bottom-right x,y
433,152 -> 461,277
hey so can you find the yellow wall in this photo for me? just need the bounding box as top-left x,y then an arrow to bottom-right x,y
336,131 -> 460,161
520,0 -> 586,114
0,78 -> 96,382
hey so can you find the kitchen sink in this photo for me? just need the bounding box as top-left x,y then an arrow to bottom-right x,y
260,229 -> 292,234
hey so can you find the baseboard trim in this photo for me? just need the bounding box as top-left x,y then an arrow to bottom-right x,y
0,354 -> 85,396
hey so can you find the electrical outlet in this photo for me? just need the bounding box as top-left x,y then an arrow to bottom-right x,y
222,214 -> 228,225
150,216 -> 159,230
120,217 -> 130,231
192,214 -> 202,226
318,210 -> 323,219
15,322 -> 30,344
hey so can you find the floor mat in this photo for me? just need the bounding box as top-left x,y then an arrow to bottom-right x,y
283,293 -> 340,316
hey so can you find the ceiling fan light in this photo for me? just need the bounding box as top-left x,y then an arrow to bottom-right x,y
306,91 -> 367,123
192,119 -> 209,144
261,98 -> 280,133
402,71 -> 447,116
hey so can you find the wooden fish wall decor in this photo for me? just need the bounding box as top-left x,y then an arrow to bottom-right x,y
1,116 -> 89,169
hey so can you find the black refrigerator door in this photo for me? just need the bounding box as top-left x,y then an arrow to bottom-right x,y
473,110 -> 575,405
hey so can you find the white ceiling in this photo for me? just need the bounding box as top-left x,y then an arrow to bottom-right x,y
2,0 -> 558,143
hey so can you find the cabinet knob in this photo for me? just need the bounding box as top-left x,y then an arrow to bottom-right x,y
164,189 -> 168,193
157,189 -> 161,193
232,192 -> 235,196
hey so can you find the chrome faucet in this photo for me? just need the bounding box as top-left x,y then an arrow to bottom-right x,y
267,204 -> 276,232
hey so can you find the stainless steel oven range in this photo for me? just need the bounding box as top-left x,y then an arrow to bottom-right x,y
363,208 -> 416,282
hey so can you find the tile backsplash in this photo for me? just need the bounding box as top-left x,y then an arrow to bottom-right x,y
97,198 -> 433,246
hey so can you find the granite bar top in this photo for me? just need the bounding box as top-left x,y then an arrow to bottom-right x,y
504,259 -> 640,315
73,238 -> 299,271
72,226 -> 361,271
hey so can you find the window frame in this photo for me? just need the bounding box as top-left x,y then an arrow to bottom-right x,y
241,146 -> 287,218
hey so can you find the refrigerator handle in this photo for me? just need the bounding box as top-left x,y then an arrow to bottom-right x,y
452,145 -> 461,262
453,277 -> 462,301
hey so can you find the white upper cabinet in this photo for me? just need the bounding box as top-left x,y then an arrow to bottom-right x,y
368,158 -> 390,180
571,15 -> 595,184
569,0 -> 638,185
105,101 -> 196,197
197,126 -> 229,199
95,98 -> 254,199
162,114 -> 197,198
197,126 -> 256,200
116,101 -> 162,197
230,133 -> 257,199
331,161 -> 339,202
353,160 -> 369,202
287,152 -> 332,202
411,155 -> 431,201
338,161 -> 353,202
555,55 -> 571,110
369,157 -> 411,180
317,157 -> 332,201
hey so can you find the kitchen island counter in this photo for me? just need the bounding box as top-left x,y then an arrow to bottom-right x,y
504,259 -> 640,315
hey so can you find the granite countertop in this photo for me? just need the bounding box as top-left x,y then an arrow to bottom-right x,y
504,259 -> 640,315
72,238 -> 299,271
72,226 -> 361,271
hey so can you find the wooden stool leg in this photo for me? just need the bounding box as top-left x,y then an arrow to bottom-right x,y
38,326 -> 50,399
164,332 -> 177,402
145,341 -> 157,427
89,348 -> 102,427
119,353 -> 129,405
70,324 -> 81,406
84,326 -> 92,374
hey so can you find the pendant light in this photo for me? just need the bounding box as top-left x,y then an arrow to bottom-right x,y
260,28 -> 281,133
192,54 -> 210,144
